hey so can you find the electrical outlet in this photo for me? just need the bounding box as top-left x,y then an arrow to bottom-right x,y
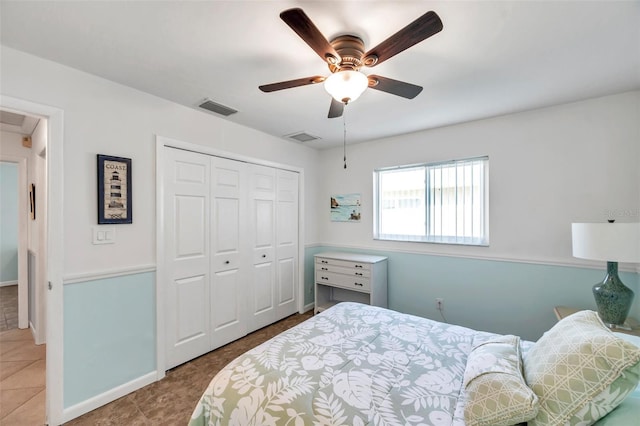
435,298 -> 444,310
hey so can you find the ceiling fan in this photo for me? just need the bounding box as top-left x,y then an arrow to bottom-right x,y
259,8 -> 443,118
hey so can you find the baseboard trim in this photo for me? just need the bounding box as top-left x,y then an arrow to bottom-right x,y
62,371 -> 157,423
0,280 -> 18,287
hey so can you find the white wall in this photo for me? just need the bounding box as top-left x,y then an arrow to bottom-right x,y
317,91 -> 640,269
0,46 -> 321,276
0,131 -> 31,157
29,119 -> 47,343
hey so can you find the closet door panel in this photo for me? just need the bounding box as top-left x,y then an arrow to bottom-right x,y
276,169 -> 299,318
164,148 -> 211,369
253,262 -> 274,314
210,157 -> 247,348
211,269 -> 242,332
247,165 -> 276,332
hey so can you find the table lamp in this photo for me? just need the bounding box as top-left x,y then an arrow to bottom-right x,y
571,221 -> 640,327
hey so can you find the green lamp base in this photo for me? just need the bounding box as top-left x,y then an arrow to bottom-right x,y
593,261 -> 635,326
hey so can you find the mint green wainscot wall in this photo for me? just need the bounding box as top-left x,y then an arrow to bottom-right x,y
64,271 -> 156,408
304,247 -> 639,341
0,162 -> 19,283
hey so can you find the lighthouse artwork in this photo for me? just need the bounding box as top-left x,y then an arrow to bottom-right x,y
97,154 -> 132,224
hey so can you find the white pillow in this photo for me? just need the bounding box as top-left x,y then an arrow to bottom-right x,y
463,335 -> 539,426
524,310 -> 640,426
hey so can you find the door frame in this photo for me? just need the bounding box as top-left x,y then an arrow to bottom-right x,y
0,156 -> 28,328
155,135 -> 305,377
0,95 -> 65,425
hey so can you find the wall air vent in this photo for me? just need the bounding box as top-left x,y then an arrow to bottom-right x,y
198,99 -> 238,116
286,132 -> 320,143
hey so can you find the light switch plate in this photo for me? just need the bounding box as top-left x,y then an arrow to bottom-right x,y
93,226 -> 115,244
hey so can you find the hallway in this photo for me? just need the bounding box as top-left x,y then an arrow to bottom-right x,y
0,285 -> 18,332
0,326 -> 46,425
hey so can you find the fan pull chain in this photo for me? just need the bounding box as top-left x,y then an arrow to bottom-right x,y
343,106 -> 347,169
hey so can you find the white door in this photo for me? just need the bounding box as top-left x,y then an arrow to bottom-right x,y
247,165 -> 276,332
163,144 -> 299,368
164,148 -> 212,368
210,156 -> 247,348
276,169 -> 299,318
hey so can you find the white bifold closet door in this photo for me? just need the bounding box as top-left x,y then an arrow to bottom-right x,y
164,148 -> 212,368
209,156 -> 248,348
164,147 -> 298,369
247,166 -> 299,333
274,168 -> 299,321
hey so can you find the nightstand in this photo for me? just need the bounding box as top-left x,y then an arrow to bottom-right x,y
554,306 -> 640,337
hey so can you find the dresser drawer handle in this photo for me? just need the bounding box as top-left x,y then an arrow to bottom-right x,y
262,254 -> 266,258
355,264 -> 363,268
321,267 -> 328,271
321,276 -> 329,280
355,272 -> 363,276
225,260 -> 230,265
354,282 -> 363,287
321,260 -> 328,264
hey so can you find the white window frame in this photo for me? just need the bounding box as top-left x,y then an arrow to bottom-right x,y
373,156 -> 489,246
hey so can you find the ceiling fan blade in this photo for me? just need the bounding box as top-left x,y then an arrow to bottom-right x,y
328,98 -> 344,118
368,75 -> 423,99
363,11 -> 443,67
259,76 -> 325,92
280,8 -> 341,65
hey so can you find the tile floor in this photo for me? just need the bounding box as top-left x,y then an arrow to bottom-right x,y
0,285 -> 19,332
0,327 -> 46,425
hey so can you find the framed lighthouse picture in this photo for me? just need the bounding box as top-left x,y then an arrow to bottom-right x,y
97,154 -> 132,224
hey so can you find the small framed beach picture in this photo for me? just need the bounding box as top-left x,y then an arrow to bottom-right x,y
331,193 -> 361,222
97,154 -> 132,224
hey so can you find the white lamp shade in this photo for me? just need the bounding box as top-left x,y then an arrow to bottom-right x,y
324,70 -> 369,103
572,222 -> 640,263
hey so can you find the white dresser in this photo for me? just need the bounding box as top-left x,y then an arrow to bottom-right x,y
314,252 -> 388,314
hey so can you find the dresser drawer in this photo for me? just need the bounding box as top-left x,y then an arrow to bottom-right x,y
315,271 -> 371,292
315,257 -> 372,271
315,263 -> 371,278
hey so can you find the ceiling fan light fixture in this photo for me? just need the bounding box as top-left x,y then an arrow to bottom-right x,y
324,70 -> 368,104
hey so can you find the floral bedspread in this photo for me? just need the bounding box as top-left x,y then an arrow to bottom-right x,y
189,302 -> 499,426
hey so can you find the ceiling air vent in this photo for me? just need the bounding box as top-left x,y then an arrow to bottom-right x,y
198,99 -> 238,116
286,132 -> 320,143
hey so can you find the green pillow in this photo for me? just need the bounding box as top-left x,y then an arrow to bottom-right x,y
463,335 -> 539,426
524,310 -> 640,426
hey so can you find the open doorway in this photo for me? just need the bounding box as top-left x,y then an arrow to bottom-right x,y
0,109 -> 48,423
0,96 -> 64,425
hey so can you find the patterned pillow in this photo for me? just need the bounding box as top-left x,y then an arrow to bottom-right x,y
463,334 -> 539,426
524,310 -> 640,426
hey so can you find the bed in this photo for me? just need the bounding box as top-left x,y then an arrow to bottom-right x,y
189,302 -> 640,426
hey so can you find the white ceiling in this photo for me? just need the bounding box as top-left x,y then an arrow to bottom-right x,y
1,1 -> 638,149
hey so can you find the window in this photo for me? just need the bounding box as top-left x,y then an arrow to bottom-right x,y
374,156 -> 488,245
